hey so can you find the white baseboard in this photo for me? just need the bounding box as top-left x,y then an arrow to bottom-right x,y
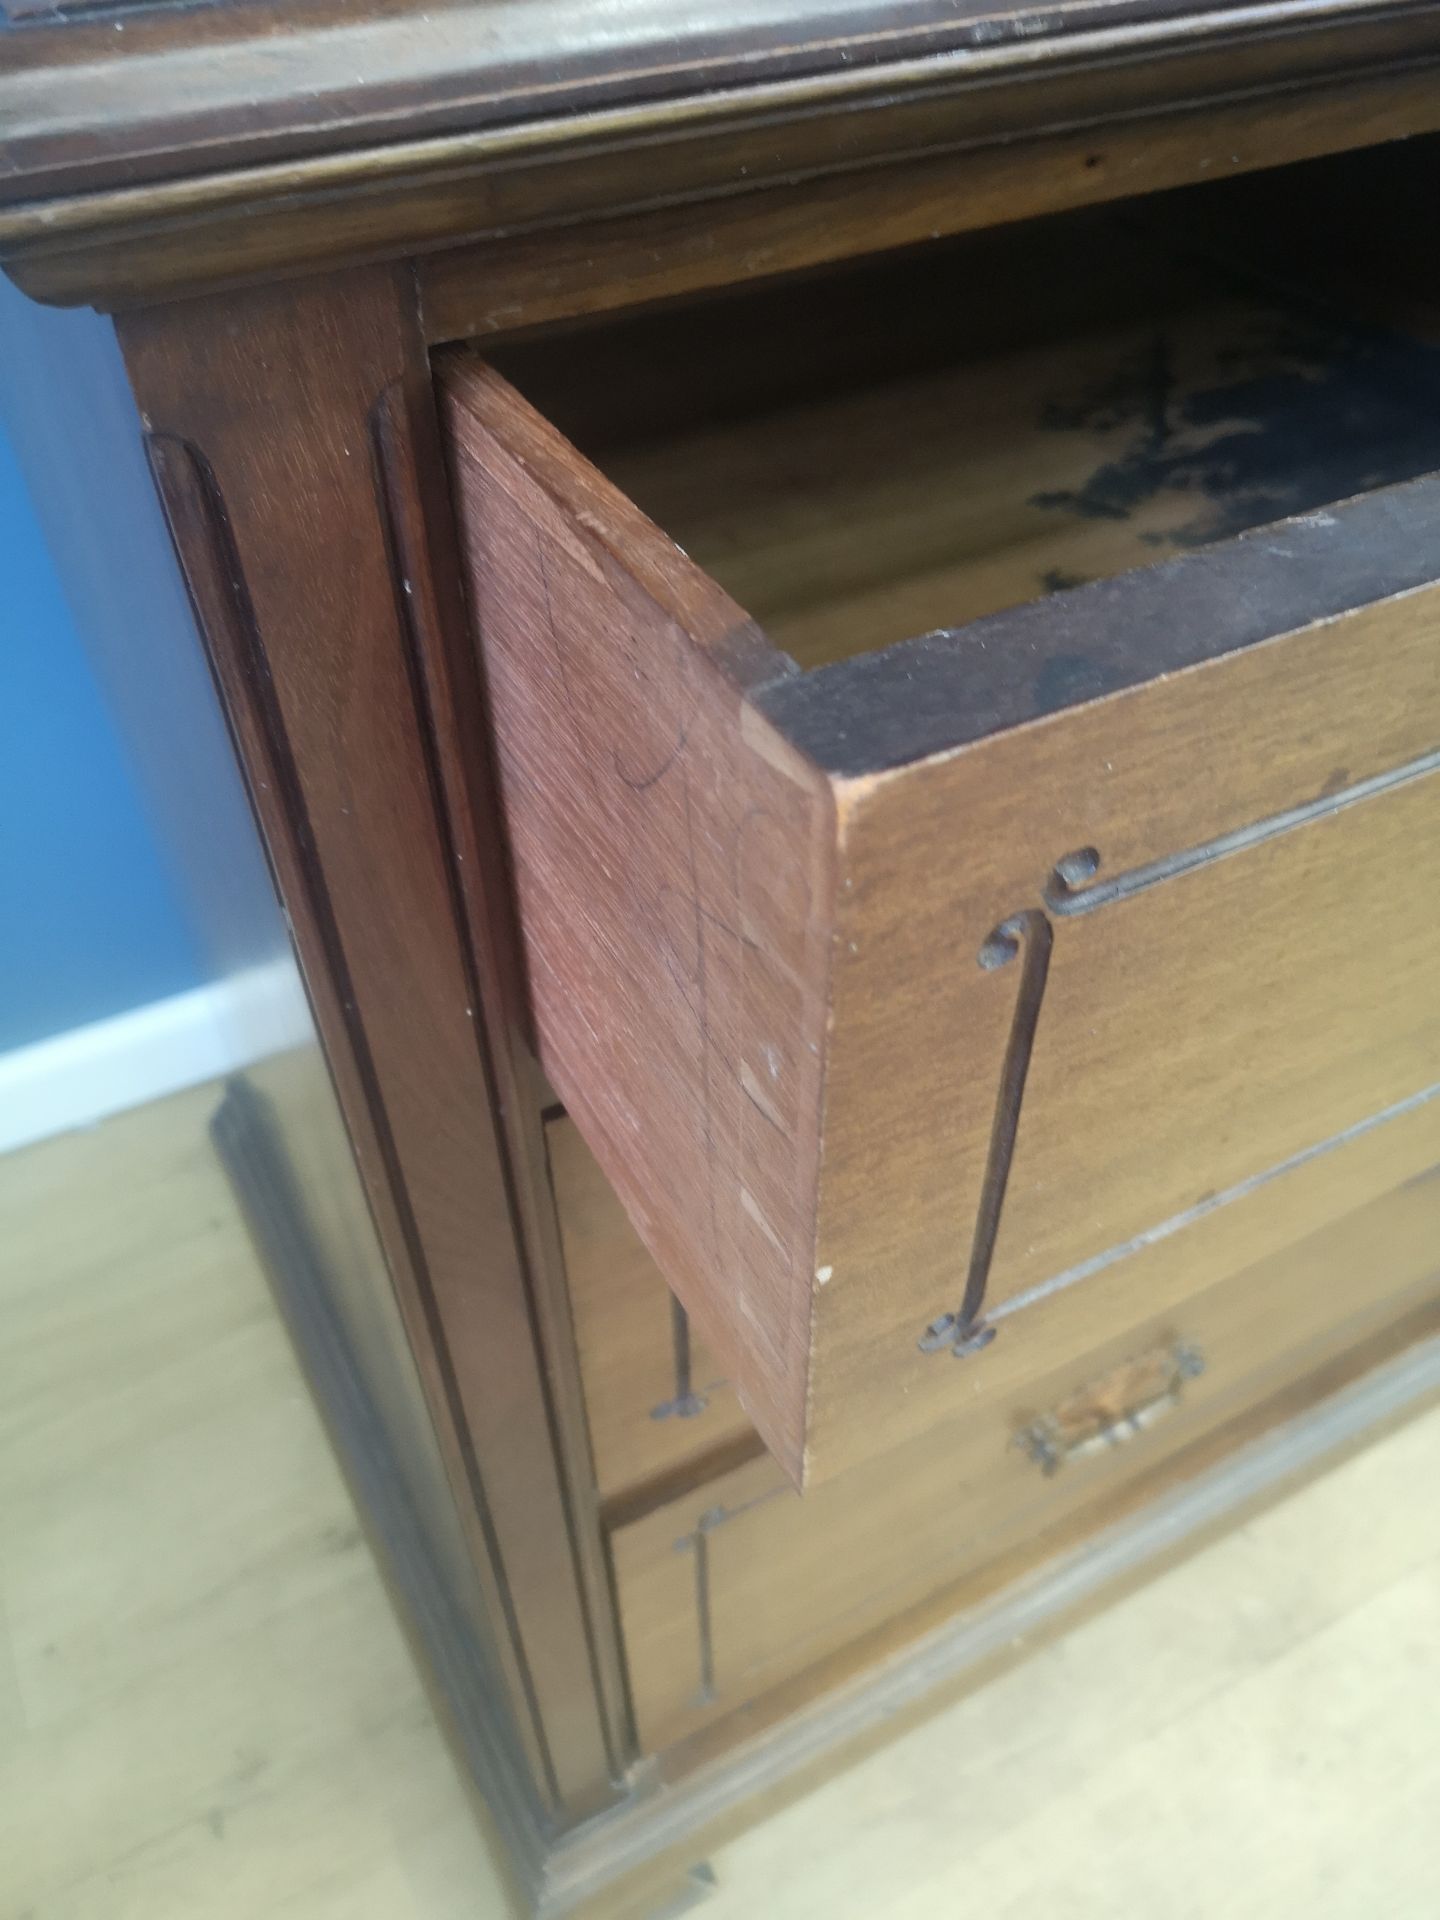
0,960 -> 315,1156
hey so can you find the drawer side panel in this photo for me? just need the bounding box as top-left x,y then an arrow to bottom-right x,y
443,358 -> 835,1482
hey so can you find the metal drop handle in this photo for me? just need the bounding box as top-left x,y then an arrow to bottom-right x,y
1014,1340 -> 1205,1477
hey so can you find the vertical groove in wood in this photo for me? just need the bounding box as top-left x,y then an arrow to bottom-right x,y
119,266 -> 620,1823
692,1529 -> 717,1709
139,420 -> 565,1815
368,333 -> 635,1773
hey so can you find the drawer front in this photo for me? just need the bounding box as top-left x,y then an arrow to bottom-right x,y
547,1115 -> 753,1504
444,354 -> 1440,1487
553,1082 -> 1440,1505
612,1165 -> 1440,1754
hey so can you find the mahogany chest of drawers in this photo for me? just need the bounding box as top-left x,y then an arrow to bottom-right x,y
6,4 -> 1440,1912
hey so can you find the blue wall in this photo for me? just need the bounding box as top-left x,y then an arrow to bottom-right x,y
0,420 -> 206,1052
1,278 -> 284,1056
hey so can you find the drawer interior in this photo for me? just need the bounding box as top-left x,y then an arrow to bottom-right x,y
487,144 -> 1440,675
447,133 -> 1440,1488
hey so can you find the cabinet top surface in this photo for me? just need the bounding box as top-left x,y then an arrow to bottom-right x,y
2,0 -> 1435,310
0,0 -> 1318,201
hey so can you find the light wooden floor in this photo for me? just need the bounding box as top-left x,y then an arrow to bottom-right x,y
3,1081 -> 1438,1920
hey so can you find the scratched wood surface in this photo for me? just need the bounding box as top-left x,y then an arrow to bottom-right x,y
443,358 -> 836,1483
446,247 -> 1440,1487
612,1169 -> 1440,1752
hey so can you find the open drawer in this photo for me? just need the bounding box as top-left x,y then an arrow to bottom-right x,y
441,189 -> 1440,1488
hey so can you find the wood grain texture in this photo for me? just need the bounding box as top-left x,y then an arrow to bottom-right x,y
548,1319 -> 1440,1910
119,269 -> 619,1817
544,1047 -> 1440,1510
546,1116 -> 759,1512
502,229 -> 1440,674
419,71 -> 1440,345
799,506 -> 1440,1478
15,22 -> 1440,1911
442,356 -> 835,1485
655,1352 -> 1440,1920
10,8 -> 1440,308
613,1167 -> 1440,1752
0,0 -> 1279,196
368,368 -> 635,1772
446,236 -> 1440,1485
0,1078 -> 520,1920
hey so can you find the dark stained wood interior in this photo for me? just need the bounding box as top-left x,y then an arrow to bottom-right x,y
488,184 -> 1440,673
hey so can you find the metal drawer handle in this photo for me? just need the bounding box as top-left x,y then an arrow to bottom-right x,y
1014,1340 -> 1204,1477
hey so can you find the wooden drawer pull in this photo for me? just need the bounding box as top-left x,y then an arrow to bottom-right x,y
1014,1342 -> 1205,1476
